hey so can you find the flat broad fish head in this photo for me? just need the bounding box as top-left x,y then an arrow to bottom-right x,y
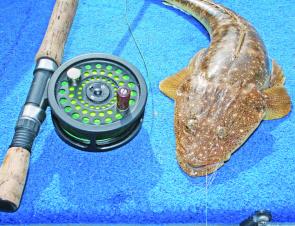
175,76 -> 266,176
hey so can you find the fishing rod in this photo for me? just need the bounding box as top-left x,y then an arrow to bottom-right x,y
0,0 -> 148,212
0,0 -> 78,212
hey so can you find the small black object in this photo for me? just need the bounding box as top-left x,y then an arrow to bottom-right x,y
48,53 -> 148,151
240,210 -> 272,226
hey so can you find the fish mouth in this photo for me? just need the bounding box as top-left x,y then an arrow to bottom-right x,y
185,162 -> 224,176
176,150 -> 224,176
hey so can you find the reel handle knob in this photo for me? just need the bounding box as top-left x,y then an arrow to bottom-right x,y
117,87 -> 131,111
0,147 -> 30,212
35,0 -> 78,65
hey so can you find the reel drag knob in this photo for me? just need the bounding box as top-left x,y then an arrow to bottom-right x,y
87,82 -> 110,103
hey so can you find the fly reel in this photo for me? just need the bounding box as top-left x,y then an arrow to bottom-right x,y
48,53 -> 147,151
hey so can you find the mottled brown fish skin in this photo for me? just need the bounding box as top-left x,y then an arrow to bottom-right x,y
167,0 -> 270,87
165,0 -> 273,176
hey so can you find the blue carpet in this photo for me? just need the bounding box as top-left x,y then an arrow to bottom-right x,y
0,0 -> 295,224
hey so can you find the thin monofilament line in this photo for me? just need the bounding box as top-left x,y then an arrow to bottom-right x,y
123,1 -> 221,224
205,155 -> 219,225
206,160 -> 208,226
123,0 -> 155,136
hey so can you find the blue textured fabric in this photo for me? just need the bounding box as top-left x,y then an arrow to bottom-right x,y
0,0 -> 295,224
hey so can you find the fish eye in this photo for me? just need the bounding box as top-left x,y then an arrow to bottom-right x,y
217,126 -> 227,139
185,118 -> 197,134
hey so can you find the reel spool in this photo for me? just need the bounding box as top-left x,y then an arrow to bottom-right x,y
48,53 -> 147,151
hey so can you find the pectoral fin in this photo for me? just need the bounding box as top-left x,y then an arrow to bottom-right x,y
270,60 -> 285,87
188,48 -> 207,71
263,86 -> 291,120
159,48 -> 206,100
159,67 -> 190,99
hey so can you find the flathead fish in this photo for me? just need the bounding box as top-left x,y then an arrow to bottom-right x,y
160,0 -> 291,176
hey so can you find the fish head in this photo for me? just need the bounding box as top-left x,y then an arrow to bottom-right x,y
175,76 -> 266,176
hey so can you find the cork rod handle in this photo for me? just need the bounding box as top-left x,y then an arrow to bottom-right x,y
0,0 -> 78,212
0,147 -> 30,212
35,0 -> 78,65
